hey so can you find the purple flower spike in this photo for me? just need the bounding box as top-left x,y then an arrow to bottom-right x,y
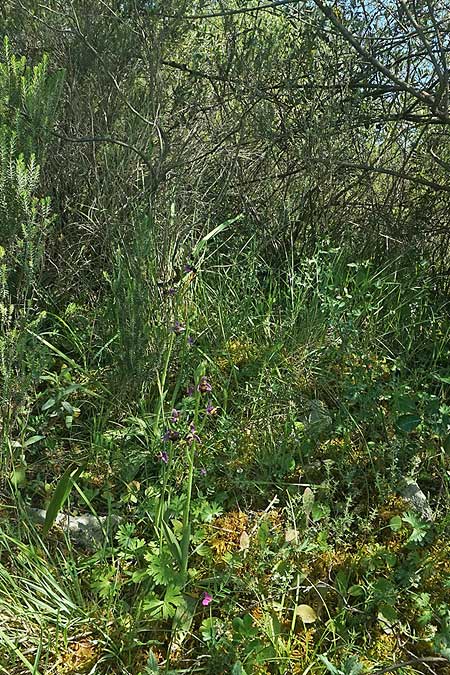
198,376 -> 212,394
202,592 -> 213,606
163,429 -> 180,443
170,408 -> 180,423
159,450 -> 169,464
172,321 -> 186,335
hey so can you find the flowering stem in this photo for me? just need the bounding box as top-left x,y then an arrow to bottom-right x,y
154,332 -> 175,534
181,440 -> 195,580
180,376 -> 201,580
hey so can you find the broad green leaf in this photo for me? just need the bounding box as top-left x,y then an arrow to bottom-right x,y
43,463 -> 84,535
232,662 -> 248,675
389,515 -> 403,531
24,434 -> 45,446
10,467 -> 26,487
42,398 -> 55,411
378,602 -> 398,623
396,413 -> 421,432
200,617 -> 224,642
395,396 -> 417,413
402,511 -> 429,540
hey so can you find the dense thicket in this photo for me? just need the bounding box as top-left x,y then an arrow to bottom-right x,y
2,0 -> 450,285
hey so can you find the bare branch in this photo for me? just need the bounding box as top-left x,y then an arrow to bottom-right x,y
158,0 -> 300,20
372,656 -> 449,675
311,0 -> 450,123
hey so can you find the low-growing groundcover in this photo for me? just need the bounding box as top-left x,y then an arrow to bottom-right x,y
1,248 -> 450,675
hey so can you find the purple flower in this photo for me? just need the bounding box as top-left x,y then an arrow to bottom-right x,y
186,424 -> 201,444
172,321 -> 185,335
202,591 -> 213,606
167,287 -> 177,297
187,335 -> 194,346
184,263 -> 195,274
186,385 -> 195,397
159,450 -> 169,464
170,408 -> 180,423
198,376 -> 212,394
200,467 -> 207,476
206,402 -> 218,416
163,429 -> 180,442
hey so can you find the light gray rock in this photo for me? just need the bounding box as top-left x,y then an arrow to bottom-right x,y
27,507 -> 120,547
400,478 -> 434,522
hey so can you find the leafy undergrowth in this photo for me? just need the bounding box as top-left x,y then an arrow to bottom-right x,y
1,250 -> 450,674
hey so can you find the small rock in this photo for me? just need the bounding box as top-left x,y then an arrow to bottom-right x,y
27,507 -> 121,548
400,478 -> 433,522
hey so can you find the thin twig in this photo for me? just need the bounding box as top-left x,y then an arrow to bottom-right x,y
372,656 -> 449,675
158,0 -> 300,20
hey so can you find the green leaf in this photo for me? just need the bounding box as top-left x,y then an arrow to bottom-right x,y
312,502 -> 330,521
232,662 -> 248,675
335,569 -> 349,595
343,656 -> 364,675
348,584 -> 365,597
42,397 -> 56,411
257,520 -> 270,547
395,396 -> 417,413
143,586 -> 184,620
161,518 -> 182,567
145,551 -> 181,586
43,463 -> 84,535
23,434 -> 45,446
402,511 -> 429,543
172,595 -> 196,650
192,214 -> 243,256
10,467 -> 26,487
433,374 -> 450,384
318,654 -> 341,675
389,515 -> 403,531
378,602 -> 398,623
200,616 -> 224,642
396,413 -> 421,432
145,650 -> 159,673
